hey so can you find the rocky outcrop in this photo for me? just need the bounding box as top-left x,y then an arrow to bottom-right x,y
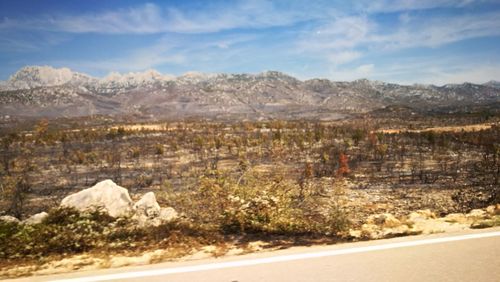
355,213 -> 415,239
407,209 -> 436,223
466,209 -> 487,220
3,180 -> 177,226
132,192 -> 178,227
443,213 -> 468,224
61,180 -> 133,218
485,204 -> 500,215
349,206 -> 500,240
159,207 -> 178,222
59,179 -> 177,226
133,192 -> 161,218
367,213 -> 401,228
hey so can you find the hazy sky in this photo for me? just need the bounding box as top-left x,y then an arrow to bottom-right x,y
0,0 -> 499,85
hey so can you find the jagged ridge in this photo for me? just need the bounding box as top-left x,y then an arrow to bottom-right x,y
0,66 -> 499,119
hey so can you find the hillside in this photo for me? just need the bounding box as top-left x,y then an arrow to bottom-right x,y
0,66 -> 499,120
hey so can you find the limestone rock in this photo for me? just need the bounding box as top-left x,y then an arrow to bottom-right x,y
466,209 -> 487,220
58,180 -> 178,226
133,192 -> 161,217
0,215 -> 20,223
348,229 -> 362,239
444,213 -> 468,224
470,219 -> 496,229
134,207 -> 178,227
485,204 -> 500,216
367,213 -> 401,228
408,209 -> 436,223
24,212 -> 48,225
485,205 -> 495,215
360,224 -> 382,239
131,192 -> 178,227
132,214 -> 148,227
60,179 -> 133,218
159,207 -> 178,222
382,225 -> 411,237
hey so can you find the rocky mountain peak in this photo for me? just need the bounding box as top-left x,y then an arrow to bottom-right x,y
483,80 -> 500,89
4,66 -> 93,90
0,65 -> 499,120
100,69 -> 174,87
258,70 -> 297,81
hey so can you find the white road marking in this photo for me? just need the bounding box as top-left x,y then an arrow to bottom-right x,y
51,231 -> 500,282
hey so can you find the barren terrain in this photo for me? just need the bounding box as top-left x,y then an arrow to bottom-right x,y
0,113 -> 499,278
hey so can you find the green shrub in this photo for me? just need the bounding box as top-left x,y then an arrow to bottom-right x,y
171,168 -> 351,236
0,168 -> 352,263
0,207 -> 220,262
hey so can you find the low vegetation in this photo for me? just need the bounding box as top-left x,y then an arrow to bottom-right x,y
0,207 -> 219,265
0,169 -> 350,271
0,113 -> 499,273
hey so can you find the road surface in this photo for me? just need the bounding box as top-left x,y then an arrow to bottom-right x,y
6,228 -> 500,282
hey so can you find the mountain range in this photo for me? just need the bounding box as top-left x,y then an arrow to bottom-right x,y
0,66 -> 499,120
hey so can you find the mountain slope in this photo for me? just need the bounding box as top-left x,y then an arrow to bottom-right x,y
484,80 -> 500,89
0,66 -> 499,119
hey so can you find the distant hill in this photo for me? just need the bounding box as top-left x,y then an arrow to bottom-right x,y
483,80 -> 500,89
0,66 -> 499,120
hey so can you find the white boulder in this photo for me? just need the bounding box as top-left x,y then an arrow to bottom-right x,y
59,179 -> 178,225
61,180 -> 133,218
133,192 -> 161,218
132,193 -> 178,227
159,207 -> 178,222
0,215 -> 20,223
24,212 -> 48,225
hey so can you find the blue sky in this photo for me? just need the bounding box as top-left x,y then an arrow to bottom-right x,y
0,0 -> 499,85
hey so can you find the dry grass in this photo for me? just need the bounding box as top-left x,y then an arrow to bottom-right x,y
111,123 -> 170,131
377,122 -> 496,134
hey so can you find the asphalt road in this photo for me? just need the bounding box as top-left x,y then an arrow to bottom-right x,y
7,228 -> 500,282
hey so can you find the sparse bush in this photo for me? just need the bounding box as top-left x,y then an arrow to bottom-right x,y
1,208 -> 111,259
326,201 -> 351,235
168,168 -> 351,236
470,216 -> 500,229
0,207 -> 220,262
135,173 -> 154,188
154,144 -> 165,155
1,117 -> 498,268
1,175 -> 30,218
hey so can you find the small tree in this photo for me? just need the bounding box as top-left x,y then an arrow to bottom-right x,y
1,175 -> 30,218
336,153 -> 351,177
1,133 -> 18,174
